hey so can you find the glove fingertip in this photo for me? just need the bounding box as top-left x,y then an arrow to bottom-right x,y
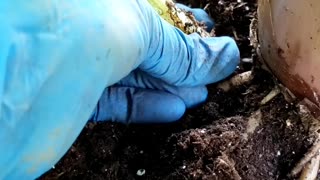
157,96 -> 186,123
203,36 -> 240,83
132,91 -> 186,123
222,36 -> 241,72
189,86 -> 208,108
177,86 -> 208,109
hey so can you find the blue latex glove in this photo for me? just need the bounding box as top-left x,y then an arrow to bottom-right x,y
0,0 -> 239,179
91,70 -> 209,123
90,3 -> 221,124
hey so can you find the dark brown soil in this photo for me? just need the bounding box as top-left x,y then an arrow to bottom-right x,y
41,0 -> 313,180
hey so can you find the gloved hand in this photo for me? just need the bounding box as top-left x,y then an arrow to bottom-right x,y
91,70 -> 210,123
0,1 -> 239,180
91,3 -> 238,124
90,3 -> 230,124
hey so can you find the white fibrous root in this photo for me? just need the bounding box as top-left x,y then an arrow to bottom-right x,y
260,87 -> 281,105
299,151 -> 320,180
217,71 -> 254,92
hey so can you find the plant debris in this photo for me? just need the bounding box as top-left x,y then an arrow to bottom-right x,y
149,0 -> 214,37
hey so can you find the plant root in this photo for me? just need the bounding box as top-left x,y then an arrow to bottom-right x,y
260,87 -> 281,105
289,104 -> 320,178
215,153 -> 242,180
289,135 -> 320,178
299,151 -> 320,180
217,71 -> 253,92
243,110 -> 262,140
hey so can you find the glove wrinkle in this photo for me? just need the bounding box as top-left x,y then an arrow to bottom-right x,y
125,87 -> 134,124
92,86 -> 187,124
116,70 -> 208,108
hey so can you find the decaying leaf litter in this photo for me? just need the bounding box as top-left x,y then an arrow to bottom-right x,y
41,0 -> 320,179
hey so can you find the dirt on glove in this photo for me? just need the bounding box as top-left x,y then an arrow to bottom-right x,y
40,1 -> 314,180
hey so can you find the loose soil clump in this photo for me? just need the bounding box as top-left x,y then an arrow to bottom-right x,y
41,0 -> 313,179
